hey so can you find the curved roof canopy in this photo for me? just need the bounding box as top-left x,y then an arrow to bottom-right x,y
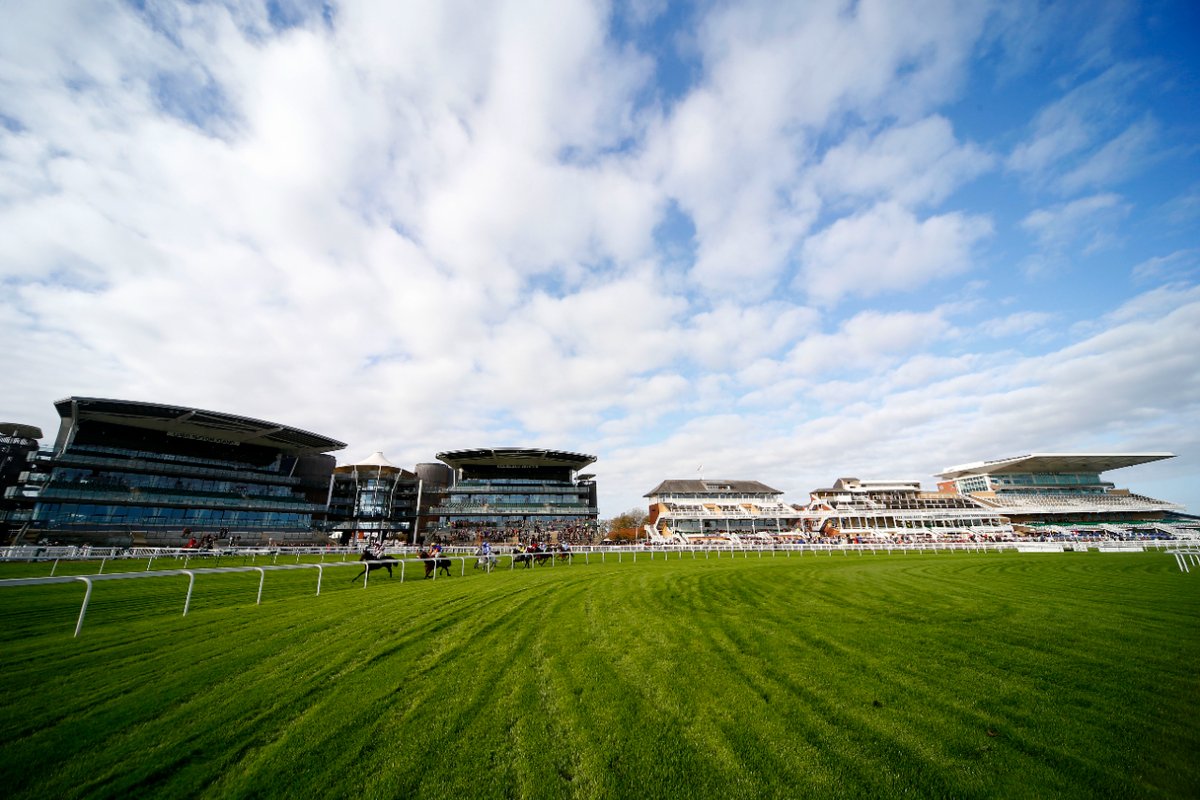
936,453 -> 1174,480
55,397 -> 346,455
437,447 -> 595,470
645,479 -> 782,497
352,451 -> 398,469
0,423 -> 43,440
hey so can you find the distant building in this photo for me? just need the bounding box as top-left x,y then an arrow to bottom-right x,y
797,477 -> 1011,540
429,448 -> 598,542
326,451 -> 420,545
935,453 -> 1196,537
414,462 -> 454,541
22,397 -> 345,546
1,423 -> 43,544
644,479 -> 799,543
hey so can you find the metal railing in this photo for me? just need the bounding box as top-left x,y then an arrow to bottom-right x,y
0,540 -> 1189,638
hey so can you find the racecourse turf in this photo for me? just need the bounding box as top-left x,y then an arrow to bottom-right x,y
0,550 -> 1197,799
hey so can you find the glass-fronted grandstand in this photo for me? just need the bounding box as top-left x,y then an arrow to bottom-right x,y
326,451 -> 421,545
935,453 -> 1199,539
797,478 -> 1013,541
19,397 -> 345,546
428,448 -> 598,543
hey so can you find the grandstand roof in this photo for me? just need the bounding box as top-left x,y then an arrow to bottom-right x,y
334,451 -> 406,474
54,397 -> 346,455
0,423 -> 43,441
436,447 -> 596,470
645,479 -> 782,497
815,478 -> 923,493
936,453 -> 1175,480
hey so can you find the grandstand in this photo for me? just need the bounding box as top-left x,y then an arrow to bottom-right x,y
797,478 -> 1013,541
935,453 -> 1199,538
644,479 -> 799,543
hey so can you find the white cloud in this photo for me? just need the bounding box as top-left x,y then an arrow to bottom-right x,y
813,115 -> 993,207
1020,193 -> 1130,261
978,311 -> 1055,338
0,0 -> 1196,522
798,202 -> 993,305
1132,249 -> 1200,284
1006,62 -> 1153,193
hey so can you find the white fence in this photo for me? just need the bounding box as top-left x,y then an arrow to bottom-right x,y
1168,548 -> 1200,573
0,540 -> 1186,637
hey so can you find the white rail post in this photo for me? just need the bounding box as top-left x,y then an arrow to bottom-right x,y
50,559 -> 59,577
461,557 -> 466,577
316,564 -> 324,595
255,567 -> 265,605
98,558 -> 106,574
182,570 -> 195,616
146,556 -> 154,572
363,561 -> 370,588
74,576 -> 93,637
400,560 -> 406,582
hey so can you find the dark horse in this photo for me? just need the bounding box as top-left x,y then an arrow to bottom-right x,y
419,549 -> 452,578
349,551 -> 396,582
514,549 -> 551,569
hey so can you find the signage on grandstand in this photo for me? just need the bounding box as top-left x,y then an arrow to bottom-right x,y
168,431 -> 240,445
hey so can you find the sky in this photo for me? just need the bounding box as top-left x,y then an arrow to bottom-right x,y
2,0 -> 1199,517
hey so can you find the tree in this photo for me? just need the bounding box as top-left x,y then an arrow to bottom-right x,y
605,508 -> 648,541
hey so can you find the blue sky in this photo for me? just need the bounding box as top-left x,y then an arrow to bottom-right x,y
1,0 -> 1198,515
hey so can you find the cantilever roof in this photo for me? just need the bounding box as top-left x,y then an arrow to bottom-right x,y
645,479 -> 782,497
436,447 -> 596,470
55,397 -> 346,455
936,453 -> 1175,480
0,423 -> 43,440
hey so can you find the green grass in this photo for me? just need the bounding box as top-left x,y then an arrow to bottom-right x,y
0,551 -> 1197,799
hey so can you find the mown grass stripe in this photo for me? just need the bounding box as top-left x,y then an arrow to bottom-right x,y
0,552 -> 1197,799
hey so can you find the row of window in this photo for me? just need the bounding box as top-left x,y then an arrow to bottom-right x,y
32,503 -> 312,527
55,451 -> 300,485
69,443 -> 287,473
447,494 -> 589,506
435,515 -> 595,527
989,472 -> 1107,487
49,468 -> 298,498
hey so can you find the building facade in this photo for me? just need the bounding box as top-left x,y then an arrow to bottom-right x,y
326,451 -> 421,544
935,453 -> 1196,537
645,479 -> 800,543
796,477 -> 1012,541
1,423 -> 43,544
23,397 -> 345,545
428,448 -> 598,543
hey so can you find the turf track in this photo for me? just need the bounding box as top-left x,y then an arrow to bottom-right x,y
0,551 -> 1197,799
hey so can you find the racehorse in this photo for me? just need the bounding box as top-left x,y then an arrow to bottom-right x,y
349,551 -> 395,582
513,548 -> 551,568
419,549 -> 452,578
